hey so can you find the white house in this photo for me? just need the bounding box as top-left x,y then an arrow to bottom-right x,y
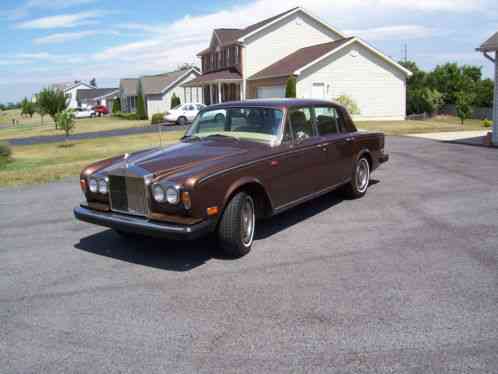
76,88 -> 120,109
477,31 -> 498,145
184,7 -> 412,120
52,81 -> 96,109
120,67 -> 202,117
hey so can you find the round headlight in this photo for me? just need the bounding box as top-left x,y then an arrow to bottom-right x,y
166,186 -> 180,205
98,178 -> 108,194
89,178 -> 98,193
152,184 -> 166,202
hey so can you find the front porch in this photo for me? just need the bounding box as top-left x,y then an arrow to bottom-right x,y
182,69 -> 243,105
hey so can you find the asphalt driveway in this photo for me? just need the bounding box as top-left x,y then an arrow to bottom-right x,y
1,136 -> 497,373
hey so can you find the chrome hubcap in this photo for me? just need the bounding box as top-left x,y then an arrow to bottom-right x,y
356,159 -> 370,193
241,198 -> 255,247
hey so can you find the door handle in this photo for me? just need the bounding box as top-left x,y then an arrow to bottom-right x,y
345,137 -> 354,142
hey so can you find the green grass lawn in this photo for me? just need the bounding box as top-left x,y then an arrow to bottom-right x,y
0,109 -> 151,141
357,116 -> 488,135
0,131 -> 184,187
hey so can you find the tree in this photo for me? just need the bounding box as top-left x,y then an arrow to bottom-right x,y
36,103 -> 47,126
335,94 -> 360,115
21,97 -> 36,118
90,78 -> 97,87
170,93 -> 181,108
426,63 -> 478,105
285,76 -> 296,98
407,88 -> 444,115
36,88 -> 69,129
455,91 -> 474,125
55,109 -> 76,141
177,63 -> 198,71
112,97 -> 121,114
399,60 -> 427,90
136,81 -> 147,120
474,78 -> 494,107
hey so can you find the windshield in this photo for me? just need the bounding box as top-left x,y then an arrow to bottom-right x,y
186,107 -> 284,143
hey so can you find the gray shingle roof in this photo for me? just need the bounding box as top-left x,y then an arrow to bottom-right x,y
477,31 -> 498,52
120,78 -> 139,96
76,88 -> 119,101
248,38 -> 354,80
140,70 -> 188,95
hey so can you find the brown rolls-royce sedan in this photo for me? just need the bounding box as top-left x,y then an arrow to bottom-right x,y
74,99 -> 388,257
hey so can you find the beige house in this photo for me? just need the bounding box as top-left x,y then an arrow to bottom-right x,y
477,32 -> 498,145
120,68 -> 201,117
184,7 -> 412,120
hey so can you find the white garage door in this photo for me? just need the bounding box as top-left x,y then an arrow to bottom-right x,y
256,86 -> 285,98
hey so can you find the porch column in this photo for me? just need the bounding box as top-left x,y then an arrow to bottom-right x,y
210,84 -> 214,105
218,81 -> 222,103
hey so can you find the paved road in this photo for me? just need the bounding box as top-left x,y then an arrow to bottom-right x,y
1,137 -> 497,373
5,123 -> 188,146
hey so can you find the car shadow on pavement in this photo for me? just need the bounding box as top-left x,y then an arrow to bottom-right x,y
74,180 -> 379,271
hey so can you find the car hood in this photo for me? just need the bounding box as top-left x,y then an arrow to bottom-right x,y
104,140 -> 250,177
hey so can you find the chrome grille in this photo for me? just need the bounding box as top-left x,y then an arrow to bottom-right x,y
109,175 -> 147,216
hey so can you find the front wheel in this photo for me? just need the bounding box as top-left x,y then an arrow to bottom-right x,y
344,156 -> 370,199
217,192 -> 256,258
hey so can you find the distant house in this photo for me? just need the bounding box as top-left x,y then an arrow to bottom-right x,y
52,81 -> 96,109
76,88 -> 120,109
183,7 -> 412,120
119,67 -> 202,117
477,31 -> 498,145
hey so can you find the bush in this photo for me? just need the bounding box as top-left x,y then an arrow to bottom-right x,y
171,93 -> 181,108
407,88 -> 444,115
0,142 -> 12,168
455,91 -> 474,125
112,98 -> 121,114
285,76 -> 296,98
151,113 -> 165,125
55,109 -> 76,139
335,94 -> 360,115
113,112 -> 138,120
482,119 -> 493,128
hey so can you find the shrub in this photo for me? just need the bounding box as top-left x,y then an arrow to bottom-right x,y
407,88 -> 444,115
112,97 -> 121,114
0,141 -> 12,168
151,113 -> 165,125
335,94 -> 360,115
171,93 -> 181,108
285,76 -> 296,98
482,119 -> 493,128
113,112 -> 138,120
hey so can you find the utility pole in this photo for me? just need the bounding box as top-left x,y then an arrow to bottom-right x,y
403,43 -> 408,63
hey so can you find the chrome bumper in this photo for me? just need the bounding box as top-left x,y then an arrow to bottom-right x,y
74,206 -> 215,240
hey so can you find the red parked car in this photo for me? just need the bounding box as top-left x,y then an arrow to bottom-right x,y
94,105 -> 109,116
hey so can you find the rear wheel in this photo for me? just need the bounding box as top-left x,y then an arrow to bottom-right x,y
344,156 -> 370,199
177,116 -> 187,126
218,192 -> 255,258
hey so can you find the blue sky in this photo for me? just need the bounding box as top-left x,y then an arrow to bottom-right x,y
0,0 -> 497,103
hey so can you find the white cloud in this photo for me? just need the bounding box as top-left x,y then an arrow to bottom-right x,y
1,0 -> 98,21
345,25 -> 435,41
15,11 -> 103,29
33,30 -> 99,44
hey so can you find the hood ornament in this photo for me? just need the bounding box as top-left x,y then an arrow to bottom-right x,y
124,153 -> 130,169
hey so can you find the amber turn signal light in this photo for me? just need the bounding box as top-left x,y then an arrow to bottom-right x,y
181,191 -> 192,210
80,179 -> 87,192
207,206 -> 219,216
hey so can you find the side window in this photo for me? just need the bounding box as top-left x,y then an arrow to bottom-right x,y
288,107 -> 314,141
315,106 -> 339,135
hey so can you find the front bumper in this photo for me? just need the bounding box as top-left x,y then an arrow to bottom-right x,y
74,206 -> 215,240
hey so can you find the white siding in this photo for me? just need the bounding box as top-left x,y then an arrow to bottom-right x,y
145,72 -> 202,117
66,83 -> 92,109
244,10 -> 341,79
297,42 -> 407,121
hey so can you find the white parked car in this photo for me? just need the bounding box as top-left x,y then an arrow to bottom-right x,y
73,108 -> 96,119
165,103 -> 206,126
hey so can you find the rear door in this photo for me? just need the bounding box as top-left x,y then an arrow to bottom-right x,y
314,105 -> 354,186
